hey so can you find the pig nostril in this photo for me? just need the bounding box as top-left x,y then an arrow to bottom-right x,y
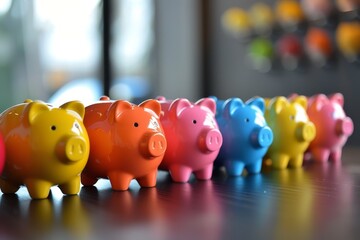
64,137 -> 87,162
205,131 -> 222,151
79,144 -> 83,154
256,127 -> 273,147
145,134 -> 167,157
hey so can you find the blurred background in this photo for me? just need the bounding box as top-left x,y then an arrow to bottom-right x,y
0,0 -> 359,144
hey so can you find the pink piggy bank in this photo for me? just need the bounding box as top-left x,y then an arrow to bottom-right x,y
157,97 -> 223,182
81,97 -> 167,191
0,100 -> 89,199
306,93 -> 354,162
0,134 -> 4,174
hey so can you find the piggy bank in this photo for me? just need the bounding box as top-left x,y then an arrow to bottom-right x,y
306,93 -> 353,162
213,97 -> 273,176
265,96 -> 316,169
81,97 -> 167,191
157,97 -> 223,182
0,133 -> 5,174
0,100 -> 89,199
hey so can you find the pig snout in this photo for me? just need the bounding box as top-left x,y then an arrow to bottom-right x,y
57,136 -> 87,162
141,133 -> 167,158
200,129 -> 223,152
296,122 -> 316,142
251,126 -> 273,148
336,117 -> 354,136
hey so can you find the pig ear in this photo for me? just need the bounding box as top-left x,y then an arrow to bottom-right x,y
209,96 -> 218,102
292,95 -> 308,109
24,101 -> 50,126
264,98 -> 271,108
169,98 -> 192,117
100,96 -> 111,101
310,94 -> 327,111
139,99 -> 161,117
329,93 -> 344,107
60,101 -> 85,119
223,98 -> 243,118
288,93 -> 299,101
246,97 -> 265,113
307,95 -> 315,107
108,100 -> 133,123
209,96 -> 219,108
270,97 -> 289,114
156,96 -> 166,101
195,98 -> 216,115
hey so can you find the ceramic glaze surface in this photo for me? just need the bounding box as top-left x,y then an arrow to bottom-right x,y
0,134 -> 5,174
265,96 -> 316,169
82,97 -> 166,191
0,100 -> 89,199
306,93 -> 353,162
213,97 -> 273,176
157,97 -> 223,183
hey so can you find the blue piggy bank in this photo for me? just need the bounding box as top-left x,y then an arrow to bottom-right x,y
212,97 -> 273,176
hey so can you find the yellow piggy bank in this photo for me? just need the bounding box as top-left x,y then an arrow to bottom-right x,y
265,96 -> 316,169
0,100 -> 90,199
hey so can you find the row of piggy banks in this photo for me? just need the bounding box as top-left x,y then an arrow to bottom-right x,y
0,93 -> 354,199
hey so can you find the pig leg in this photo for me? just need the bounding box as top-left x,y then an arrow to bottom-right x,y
246,159 -> 263,174
137,171 -> 157,187
330,149 -> 342,162
311,148 -> 330,162
0,179 -> 20,194
225,160 -> 245,176
81,174 -> 98,186
194,164 -> 213,180
289,154 -> 304,168
108,171 -> 132,191
169,165 -> 192,183
24,179 -> 52,199
271,153 -> 290,170
59,175 -> 80,195
303,151 -> 312,161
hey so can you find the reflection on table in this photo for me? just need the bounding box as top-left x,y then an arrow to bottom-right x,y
0,148 -> 360,239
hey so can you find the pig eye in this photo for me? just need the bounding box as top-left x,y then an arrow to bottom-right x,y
193,120 -> 197,124
51,125 -> 56,131
134,122 -> 139,127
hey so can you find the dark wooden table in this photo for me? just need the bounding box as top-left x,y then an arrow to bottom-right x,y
1,147 -> 360,240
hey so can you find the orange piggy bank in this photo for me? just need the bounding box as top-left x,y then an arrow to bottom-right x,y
81,97 -> 167,191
